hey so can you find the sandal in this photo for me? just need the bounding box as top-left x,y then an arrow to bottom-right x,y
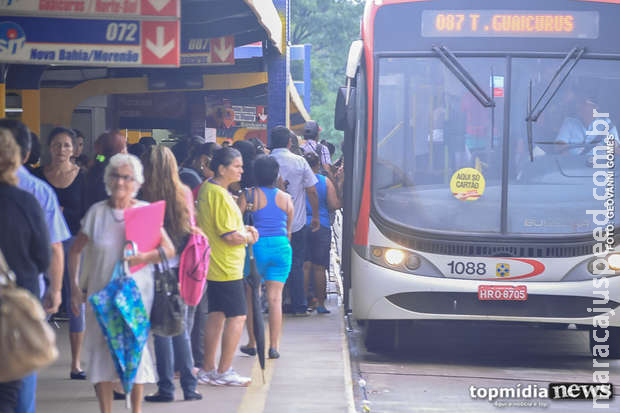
240,345 -> 257,356
70,370 -> 87,380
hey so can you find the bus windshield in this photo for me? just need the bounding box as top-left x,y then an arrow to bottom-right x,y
373,55 -> 620,236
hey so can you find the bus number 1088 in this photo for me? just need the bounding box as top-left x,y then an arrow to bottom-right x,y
447,261 -> 487,275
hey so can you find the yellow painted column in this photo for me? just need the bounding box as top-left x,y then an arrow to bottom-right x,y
21,89 -> 40,136
0,83 -> 5,118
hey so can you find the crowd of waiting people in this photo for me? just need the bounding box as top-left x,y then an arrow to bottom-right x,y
0,118 -> 343,413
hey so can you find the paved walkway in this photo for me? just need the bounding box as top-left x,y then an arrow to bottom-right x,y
36,295 -> 353,413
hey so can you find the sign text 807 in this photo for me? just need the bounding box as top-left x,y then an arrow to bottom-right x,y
447,261 -> 487,275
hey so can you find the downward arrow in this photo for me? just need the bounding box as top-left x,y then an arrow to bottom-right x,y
147,0 -> 171,12
146,26 -> 175,59
213,37 -> 232,62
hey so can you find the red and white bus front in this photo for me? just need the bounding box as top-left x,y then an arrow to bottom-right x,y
337,0 -> 620,354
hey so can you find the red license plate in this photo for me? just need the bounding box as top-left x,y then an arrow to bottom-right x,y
478,285 -> 527,301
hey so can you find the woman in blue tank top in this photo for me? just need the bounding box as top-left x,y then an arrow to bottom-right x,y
238,155 -> 293,359
303,152 -> 341,314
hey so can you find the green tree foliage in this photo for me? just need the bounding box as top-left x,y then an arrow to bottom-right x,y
291,0 -> 364,153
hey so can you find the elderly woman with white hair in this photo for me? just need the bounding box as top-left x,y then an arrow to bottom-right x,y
68,153 -> 175,413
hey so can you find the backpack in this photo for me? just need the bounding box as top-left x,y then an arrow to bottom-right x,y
179,233 -> 210,305
178,192 -> 210,306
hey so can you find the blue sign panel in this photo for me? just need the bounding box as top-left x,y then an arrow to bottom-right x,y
0,15 -> 148,65
180,37 -> 210,54
0,16 -> 140,45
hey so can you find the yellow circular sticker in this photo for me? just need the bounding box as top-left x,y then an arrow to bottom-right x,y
450,167 -> 486,201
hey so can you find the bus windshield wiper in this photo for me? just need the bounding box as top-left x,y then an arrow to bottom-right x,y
432,45 -> 495,108
525,46 -> 585,161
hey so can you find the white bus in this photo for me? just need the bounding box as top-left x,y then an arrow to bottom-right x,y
335,0 -> 620,356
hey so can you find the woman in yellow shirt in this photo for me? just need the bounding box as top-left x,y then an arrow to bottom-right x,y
195,147 -> 258,387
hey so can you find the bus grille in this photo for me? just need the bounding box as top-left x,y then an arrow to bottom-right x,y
386,292 -> 616,319
386,234 -> 593,258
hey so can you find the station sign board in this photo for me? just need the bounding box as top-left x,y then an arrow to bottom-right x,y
0,16 -> 179,66
180,35 -> 234,66
0,0 -> 180,18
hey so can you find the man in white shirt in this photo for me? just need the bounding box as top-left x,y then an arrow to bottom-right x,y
555,96 -> 619,154
270,126 -> 320,315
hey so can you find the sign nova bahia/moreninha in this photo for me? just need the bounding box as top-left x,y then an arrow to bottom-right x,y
0,0 -> 180,67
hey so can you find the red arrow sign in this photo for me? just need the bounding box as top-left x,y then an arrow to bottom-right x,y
211,36 -> 234,64
142,21 -> 179,66
141,0 -> 179,17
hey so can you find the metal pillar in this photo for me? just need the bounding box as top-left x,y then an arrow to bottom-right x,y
267,0 -> 289,144
303,43 -> 311,111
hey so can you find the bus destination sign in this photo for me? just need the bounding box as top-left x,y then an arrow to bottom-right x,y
421,10 -> 599,39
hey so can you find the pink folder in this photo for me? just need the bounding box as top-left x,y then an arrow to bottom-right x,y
124,200 -> 166,273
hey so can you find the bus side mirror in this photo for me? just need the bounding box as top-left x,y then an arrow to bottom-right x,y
335,86 -> 356,132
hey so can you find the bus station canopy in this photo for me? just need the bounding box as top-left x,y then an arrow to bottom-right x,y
4,0 -> 300,139
182,0 -> 282,54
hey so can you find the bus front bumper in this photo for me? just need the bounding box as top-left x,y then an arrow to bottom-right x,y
352,252 -> 620,327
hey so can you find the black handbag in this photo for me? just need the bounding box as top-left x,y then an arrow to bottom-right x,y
150,247 -> 186,337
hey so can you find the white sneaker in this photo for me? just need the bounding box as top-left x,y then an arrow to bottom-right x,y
214,368 -> 251,387
196,368 -> 219,385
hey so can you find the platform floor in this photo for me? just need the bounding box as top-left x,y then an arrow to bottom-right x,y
36,295 -> 353,413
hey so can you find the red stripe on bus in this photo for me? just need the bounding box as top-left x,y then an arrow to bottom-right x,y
353,1 -> 378,246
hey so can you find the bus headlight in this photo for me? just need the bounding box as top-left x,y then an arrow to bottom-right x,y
608,253 -> 620,271
384,249 -> 405,266
368,246 -> 426,274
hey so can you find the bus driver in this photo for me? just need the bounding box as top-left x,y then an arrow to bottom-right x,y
555,95 -> 619,154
